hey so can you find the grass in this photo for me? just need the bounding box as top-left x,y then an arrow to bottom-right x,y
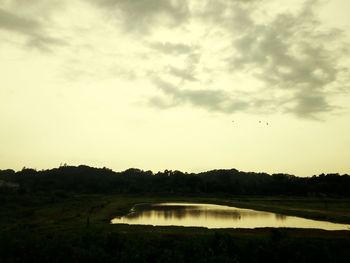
1,192 -> 350,262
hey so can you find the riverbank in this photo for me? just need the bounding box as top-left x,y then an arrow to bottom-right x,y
2,193 -> 350,228
91,194 -> 350,225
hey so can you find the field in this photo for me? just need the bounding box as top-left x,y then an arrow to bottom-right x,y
1,192 -> 350,262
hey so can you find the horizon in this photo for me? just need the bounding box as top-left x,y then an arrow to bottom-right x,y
1,164 -> 348,178
1,0 -> 350,177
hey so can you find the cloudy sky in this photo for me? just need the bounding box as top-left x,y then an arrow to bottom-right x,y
1,0 -> 349,176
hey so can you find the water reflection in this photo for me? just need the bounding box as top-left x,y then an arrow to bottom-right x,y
111,202 -> 350,230
275,214 -> 287,221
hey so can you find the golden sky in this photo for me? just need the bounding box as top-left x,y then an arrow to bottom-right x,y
1,0 -> 349,176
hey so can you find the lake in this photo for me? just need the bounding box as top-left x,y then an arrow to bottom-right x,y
111,202 -> 350,230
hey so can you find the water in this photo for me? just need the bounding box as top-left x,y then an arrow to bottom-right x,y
111,202 -> 350,230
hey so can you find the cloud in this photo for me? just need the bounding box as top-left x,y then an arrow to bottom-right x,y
290,91 -> 335,119
150,78 -> 249,113
148,41 -> 201,81
157,2 -> 346,118
0,8 -> 40,34
0,5 -> 65,51
228,0 -> 348,118
90,0 -> 189,33
150,42 -> 193,55
146,0 -> 349,119
168,66 -> 197,82
3,0 -> 346,119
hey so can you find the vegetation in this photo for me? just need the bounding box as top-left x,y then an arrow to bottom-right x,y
1,165 -> 349,196
1,165 -> 350,262
1,224 -> 350,263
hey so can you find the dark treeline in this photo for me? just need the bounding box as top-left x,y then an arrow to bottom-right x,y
1,165 -> 349,196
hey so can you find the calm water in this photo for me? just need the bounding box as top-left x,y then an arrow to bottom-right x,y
111,203 -> 350,230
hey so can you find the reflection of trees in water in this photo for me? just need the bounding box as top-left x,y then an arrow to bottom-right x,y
163,209 -> 187,219
125,212 -> 140,220
113,204 -> 350,230
275,214 -> 286,221
124,204 -> 273,221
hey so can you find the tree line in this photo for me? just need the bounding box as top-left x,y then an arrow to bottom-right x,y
0,165 -> 349,196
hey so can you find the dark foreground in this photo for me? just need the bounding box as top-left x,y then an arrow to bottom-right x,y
1,166 -> 350,262
2,223 -> 350,263
1,192 -> 350,263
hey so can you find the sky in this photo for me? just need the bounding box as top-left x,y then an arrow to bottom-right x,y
0,0 -> 349,176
